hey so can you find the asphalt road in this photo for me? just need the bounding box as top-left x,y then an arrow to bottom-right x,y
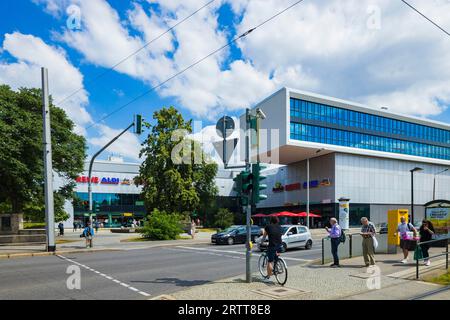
0,240 -> 322,300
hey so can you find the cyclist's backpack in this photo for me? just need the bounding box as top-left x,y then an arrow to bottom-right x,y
339,227 -> 346,243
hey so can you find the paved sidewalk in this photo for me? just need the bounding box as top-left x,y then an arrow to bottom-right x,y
0,230 -> 214,258
170,246 -> 450,300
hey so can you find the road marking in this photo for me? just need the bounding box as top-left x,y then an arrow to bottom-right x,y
57,255 -> 151,298
173,246 -> 313,262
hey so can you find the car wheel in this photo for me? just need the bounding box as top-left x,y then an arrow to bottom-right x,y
281,242 -> 287,252
227,237 -> 234,245
305,240 -> 313,250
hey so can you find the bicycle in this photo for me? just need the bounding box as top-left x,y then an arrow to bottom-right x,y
258,250 -> 288,286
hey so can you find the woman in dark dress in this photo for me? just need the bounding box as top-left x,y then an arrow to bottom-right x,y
419,220 -> 435,266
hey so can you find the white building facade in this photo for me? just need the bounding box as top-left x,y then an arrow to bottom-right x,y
240,88 -> 450,226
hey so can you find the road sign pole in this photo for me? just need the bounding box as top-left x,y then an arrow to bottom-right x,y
41,67 -> 55,252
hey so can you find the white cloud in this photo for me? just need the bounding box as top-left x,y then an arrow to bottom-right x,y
34,0 -> 450,120
0,32 -> 91,135
235,0 -> 450,116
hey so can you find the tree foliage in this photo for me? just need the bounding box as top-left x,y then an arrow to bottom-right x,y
137,107 -> 218,215
140,209 -> 183,240
213,208 -> 234,230
0,85 -> 86,221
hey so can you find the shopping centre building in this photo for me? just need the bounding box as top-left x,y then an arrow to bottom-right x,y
241,87 -> 450,226
57,156 -> 239,228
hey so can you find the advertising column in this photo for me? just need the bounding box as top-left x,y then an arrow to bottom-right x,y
338,197 -> 350,230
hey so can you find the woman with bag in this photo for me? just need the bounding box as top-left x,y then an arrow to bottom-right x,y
396,216 -> 417,264
419,220 -> 435,266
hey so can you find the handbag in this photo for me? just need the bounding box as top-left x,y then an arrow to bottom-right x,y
414,244 -> 423,261
372,236 -> 379,250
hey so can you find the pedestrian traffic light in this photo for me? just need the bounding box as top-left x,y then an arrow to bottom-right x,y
240,170 -> 253,195
134,114 -> 143,135
93,201 -> 100,213
252,163 -> 267,204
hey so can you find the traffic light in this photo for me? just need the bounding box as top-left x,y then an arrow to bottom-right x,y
134,114 -> 143,135
252,163 -> 267,204
93,201 -> 100,213
233,171 -> 250,206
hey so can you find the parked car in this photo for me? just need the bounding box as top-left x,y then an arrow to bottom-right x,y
377,223 -> 388,234
211,225 -> 263,245
256,225 -> 313,252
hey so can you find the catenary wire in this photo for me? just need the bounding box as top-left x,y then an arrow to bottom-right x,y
85,0 -> 306,130
400,0 -> 450,37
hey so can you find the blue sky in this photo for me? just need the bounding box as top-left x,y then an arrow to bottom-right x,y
1,0 -> 450,162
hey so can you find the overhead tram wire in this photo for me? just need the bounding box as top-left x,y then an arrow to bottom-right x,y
85,0 -> 306,130
400,0 -> 450,37
55,0 -> 218,106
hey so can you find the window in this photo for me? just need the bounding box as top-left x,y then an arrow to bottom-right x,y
288,227 -> 297,235
297,227 -> 307,234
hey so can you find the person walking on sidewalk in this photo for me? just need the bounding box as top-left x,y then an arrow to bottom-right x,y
58,222 -> 64,236
396,216 -> 417,263
190,220 -> 196,239
360,217 -> 376,267
325,218 -> 342,268
419,219 -> 435,266
83,221 -> 95,248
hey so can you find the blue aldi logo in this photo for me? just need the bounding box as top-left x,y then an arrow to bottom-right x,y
101,177 -> 120,184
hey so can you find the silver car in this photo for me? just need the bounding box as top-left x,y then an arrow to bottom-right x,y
257,225 -> 313,252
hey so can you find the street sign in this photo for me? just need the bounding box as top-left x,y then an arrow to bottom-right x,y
216,116 -> 235,139
213,138 -> 238,164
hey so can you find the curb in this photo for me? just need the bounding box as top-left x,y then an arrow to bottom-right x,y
0,248 -> 121,260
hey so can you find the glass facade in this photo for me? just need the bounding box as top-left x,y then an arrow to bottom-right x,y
73,192 -> 145,227
290,98 -> 450,160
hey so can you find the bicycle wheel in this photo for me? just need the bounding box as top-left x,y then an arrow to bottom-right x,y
274,258 -> 288,286
258,253 -> 269,278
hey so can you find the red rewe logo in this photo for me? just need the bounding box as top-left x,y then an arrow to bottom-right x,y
76,176 -> 99,183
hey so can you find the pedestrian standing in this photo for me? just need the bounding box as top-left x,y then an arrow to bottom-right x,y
83,222 -> 95,248
396,216 -> 417,263
190,220 -> 196,239
73,221 -> 77,232
94,220 -> 99,233
360,217 -> 376,267
419,220 -> 435,266
325,217 -> 342,267
58,222 -> 64,236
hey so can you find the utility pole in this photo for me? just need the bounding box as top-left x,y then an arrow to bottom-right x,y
41,67 -> 55,252
245,108 -> 252,283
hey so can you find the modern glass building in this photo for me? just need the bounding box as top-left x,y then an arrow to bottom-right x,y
240,88 -> 450,226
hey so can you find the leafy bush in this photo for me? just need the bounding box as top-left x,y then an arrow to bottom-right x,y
140,209 -> 183,240
213,208 -> 234,230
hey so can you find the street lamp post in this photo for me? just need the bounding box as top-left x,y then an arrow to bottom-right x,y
306,148 -> 323,229
433,168 -> 448,201
410,167 -> 423,225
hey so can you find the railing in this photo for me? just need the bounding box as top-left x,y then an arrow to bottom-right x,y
415,236 -> 450,279
321,232 -> 388,265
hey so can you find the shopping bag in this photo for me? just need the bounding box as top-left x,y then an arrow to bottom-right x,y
372,236 -> 379,250
414,245 -> 423,261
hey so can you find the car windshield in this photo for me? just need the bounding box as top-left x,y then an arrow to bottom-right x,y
281,226 -> 290,234
222,227 -> 237,233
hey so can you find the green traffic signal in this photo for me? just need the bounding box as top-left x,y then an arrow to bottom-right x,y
241,170 -> 252,194
233,171 -> 251,207
252,163 -> 267,204
93,201 -> 100,213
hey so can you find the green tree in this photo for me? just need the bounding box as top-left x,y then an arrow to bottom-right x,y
140,209 -> 183,240
213,208 -> 234,230
0,85 -> 86,221
137,107 -> 217,215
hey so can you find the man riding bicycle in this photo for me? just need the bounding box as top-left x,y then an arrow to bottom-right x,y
262,216 -> 283,283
